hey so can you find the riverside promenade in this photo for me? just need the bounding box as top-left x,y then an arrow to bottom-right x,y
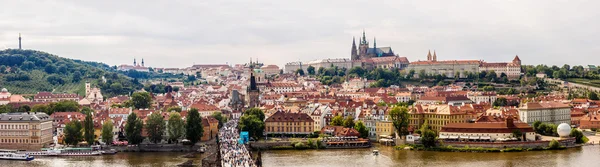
219,119 -> 256,167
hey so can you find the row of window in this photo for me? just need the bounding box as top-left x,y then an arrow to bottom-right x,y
0,124 -> 32,130
267,126 -> 312,132
0,138 -> 41,143
271,122 -> 312,126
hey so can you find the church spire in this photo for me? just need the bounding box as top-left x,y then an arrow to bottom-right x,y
433,50 -> 437,61
427,50 -> 432,61
361,29 -> 368,45
133,58 -> 137,66
373,37 -> 377,49
351,37 -> 357,60
141,58 -> 145,67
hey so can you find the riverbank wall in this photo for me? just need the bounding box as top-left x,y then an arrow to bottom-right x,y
442,138 -> 576,149
249,141 -> 295,150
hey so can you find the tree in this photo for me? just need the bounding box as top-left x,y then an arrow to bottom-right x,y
51,100 -> 80,113
390,106 -> 410,136
101,120 -> 114,144
239,108 -> 265,139
245,108 -> 265,121
110,83 -> 123,93
32,104 -> 51,115
533,121 -> 542,132
185,108 -> 204,144
330,115 -> 344,126
18,105 -> 31,112
570,129 -> 588,144
493,97 -> 508,107
512,129 -> 523,140
317,67 -> 325,75
549,139 -> 561,149
146,112 -> 166,143
125,113 -> 144,145
295,69 -> 305,76
72,71 -> 82,83
131,92 -> 152,109
81,107 -> 93,115
168,112 -> 185,144
354,121 -> 369,139
64,119 -> 83,146
307,66 -> 315,75
589,92 -> 599,100
211,112 -> 227,128
483,86 -> 495,91
421,129 -> 437,148
84,112 -> 95,144
166,106 -> 182,112
343,117 -> 355,128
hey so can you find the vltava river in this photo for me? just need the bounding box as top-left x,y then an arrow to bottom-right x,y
262,144 -> 600,167
2,145 -> 599,167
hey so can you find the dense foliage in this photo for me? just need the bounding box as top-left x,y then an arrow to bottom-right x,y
569,129 -> 588,144
330,115 -> 344,126
0,49 -> 143,96
390,106 -> 410,136
238,108 -> 265,140
146,112 -> 166,143
131,92 -> 152,109
354,121 -> 369,139
185,108 -> 204,144
64,119 -> 83,146
167,112 -> 185,144
125,113 -> 144,144
101,120 -> 114,144
84,112 -> 95,144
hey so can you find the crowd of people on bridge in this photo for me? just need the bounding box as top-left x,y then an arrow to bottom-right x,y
219,119 -> 256,167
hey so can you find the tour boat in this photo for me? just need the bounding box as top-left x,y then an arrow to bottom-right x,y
0,152 -> 34,161
372,150 -> 379,156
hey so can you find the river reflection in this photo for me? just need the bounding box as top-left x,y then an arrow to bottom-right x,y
262,144 -> 600,167
0,152 -> 204,167
1,145 -> 597,167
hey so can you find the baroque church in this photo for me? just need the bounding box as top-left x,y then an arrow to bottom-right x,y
351,30 -> 396,61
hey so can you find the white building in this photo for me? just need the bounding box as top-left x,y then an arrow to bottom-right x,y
284,58 -> 361,74
406,51 -> 480,78
467,91 -> 497,104
479,56 -> 522,79
519,101 -> 571,125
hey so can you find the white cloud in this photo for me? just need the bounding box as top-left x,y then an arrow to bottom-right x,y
1,0 -> 599,68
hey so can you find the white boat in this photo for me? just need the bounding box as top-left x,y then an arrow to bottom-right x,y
0,152 -> 34,161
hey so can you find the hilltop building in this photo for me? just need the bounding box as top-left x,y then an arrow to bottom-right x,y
117,58 -> 149,72
479,56 -> 522,79
406,50 -> 480,78
351,30 -> 396,61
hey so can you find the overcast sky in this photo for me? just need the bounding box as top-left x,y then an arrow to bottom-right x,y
1,0 -> 599,68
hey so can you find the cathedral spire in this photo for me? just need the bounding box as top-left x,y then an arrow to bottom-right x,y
351,37 -> 357,60
134,58 -> 137,66
361,29 -> 368,45
433,50 -> 437,62
373,37 -> 377,49
141,58 -> 145,67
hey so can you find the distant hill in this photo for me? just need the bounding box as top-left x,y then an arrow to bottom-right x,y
0,49 -> 143,97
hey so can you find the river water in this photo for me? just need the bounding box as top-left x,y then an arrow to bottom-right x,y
262,144 -> 600,167
2,145 -> 599,167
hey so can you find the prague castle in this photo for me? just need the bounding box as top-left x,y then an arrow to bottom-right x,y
351,30 -> 396,61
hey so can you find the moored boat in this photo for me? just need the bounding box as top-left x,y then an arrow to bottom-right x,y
100,149 -> 118,155
0,152 -> 34,161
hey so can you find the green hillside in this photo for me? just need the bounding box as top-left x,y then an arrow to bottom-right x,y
0,49 -> 143,97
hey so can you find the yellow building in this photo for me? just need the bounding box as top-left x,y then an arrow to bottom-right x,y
265,111 -> 314,135
0,113 -> 53,150
409,104 -> 479,132
375,120 -> 395,140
